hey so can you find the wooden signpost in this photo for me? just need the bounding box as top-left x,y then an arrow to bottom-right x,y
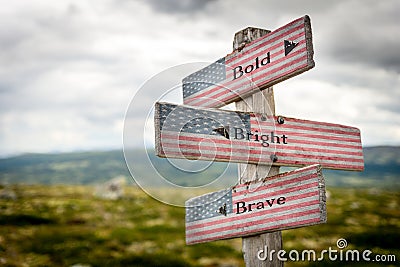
182,15 -> 314,108
185,164 -> 326,245
153,15 -> 364,266
154,102 -> 364,171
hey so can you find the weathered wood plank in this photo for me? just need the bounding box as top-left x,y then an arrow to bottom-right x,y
233,27 -> 282,267
236,89 -> 282,267
185,164 -> 327,245
154,102 -> 364,171
182,15 -> 314,108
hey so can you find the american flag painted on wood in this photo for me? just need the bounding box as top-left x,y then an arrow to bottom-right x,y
155,102 -> 364,171
182,15 -> 314,108
185,164 -> 326,245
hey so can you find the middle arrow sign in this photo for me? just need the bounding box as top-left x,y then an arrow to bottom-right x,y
155,102 -> 364,171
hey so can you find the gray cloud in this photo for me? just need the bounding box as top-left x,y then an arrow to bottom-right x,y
0,0 -> 399,156
324,1 -> 400,73
143,0 -> 216,14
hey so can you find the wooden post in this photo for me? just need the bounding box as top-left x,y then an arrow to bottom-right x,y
233,27 -> 284,267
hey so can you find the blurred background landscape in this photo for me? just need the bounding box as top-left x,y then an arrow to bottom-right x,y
1,146 -> 399,188
1,0 -> 399,266
0,146 -> 399,266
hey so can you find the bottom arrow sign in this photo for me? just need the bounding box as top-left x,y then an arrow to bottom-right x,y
185,164 -> 326,245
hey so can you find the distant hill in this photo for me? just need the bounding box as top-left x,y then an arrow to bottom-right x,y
324,146 -> 400,188
0,146 -> 399,188
0,151 -> 130,185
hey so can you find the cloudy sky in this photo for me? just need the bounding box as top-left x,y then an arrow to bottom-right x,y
1,0 -> 399,157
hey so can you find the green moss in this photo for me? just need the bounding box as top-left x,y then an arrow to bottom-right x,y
0,185 -> 398,267
0,214 -> 56,226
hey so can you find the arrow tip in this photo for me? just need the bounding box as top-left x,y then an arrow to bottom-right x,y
213,126 -> 230,139
284,40 -> 299,56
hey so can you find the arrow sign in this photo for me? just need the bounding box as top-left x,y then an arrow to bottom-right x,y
284,40 -> 299,56
154,102 -> 364,171
182,15 -> 314,108
185,164 -> 326,245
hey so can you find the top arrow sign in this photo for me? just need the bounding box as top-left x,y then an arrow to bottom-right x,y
182,15 -> 314,108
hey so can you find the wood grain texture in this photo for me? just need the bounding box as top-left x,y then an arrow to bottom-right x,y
154,102 -> 364,171
185,164 -> 327,245
182,15 -> 315,108
234,28 -> 282,267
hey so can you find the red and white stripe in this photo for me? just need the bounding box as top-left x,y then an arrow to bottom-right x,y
251,114 -> 364,171
186,164 -> 326,245
183,16 -> 314,108
157,113 -> 364,171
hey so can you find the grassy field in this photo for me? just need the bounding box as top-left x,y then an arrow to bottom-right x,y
0,185 -> 398,267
